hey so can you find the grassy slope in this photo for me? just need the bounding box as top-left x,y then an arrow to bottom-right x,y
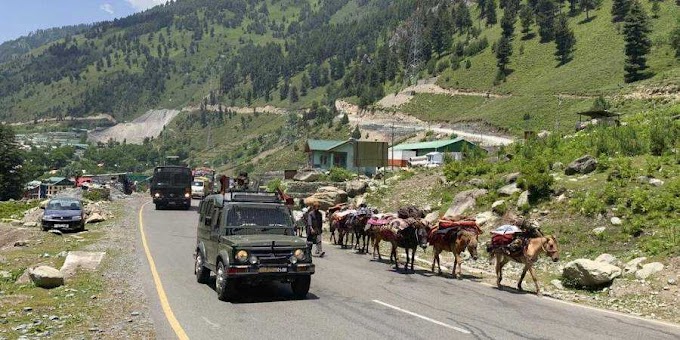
399,1 -> 680,134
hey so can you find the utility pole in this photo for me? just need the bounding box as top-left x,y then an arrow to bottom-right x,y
407,1 -> 423,85
391,123 -> 395,172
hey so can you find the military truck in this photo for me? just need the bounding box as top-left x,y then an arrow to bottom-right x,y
194,190 -> 314,301
150,166 -> 192,210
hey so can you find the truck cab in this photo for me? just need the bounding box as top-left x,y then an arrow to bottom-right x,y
194,190 -> 314,301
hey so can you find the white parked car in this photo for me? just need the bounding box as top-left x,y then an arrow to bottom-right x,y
191,180 -> 206,198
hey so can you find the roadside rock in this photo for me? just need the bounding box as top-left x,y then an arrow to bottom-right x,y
444,189 -> 488,217
610,217 -> 622,225
504,172 -> 521,184
60,251 -> 106,279
551,162 -> 564,171
637,176 -> 650,184
498,183 -> 521,196
623,257 -> 647,276
345,180 -> 368,198
595,254 -> 621,267
551,279 -> 565,290
468,178 -> 485,188
28,266 -> 64,289
14,240 -> 29,247
635,262 -> 664,280
556,194 -> 567,203
293,170 -> 322,182
592,227 -> 606,235
22,222 -> 39,228
537,130 -> 551,139
563,259 -> 622,288
424,212 -> 440,225
305,187 -> 348,210
491,200 -> 507,215
516,191 -> 530,208
648,178 -> 664,187
0,270 -> 11,279
86,213 -> 105,224
565,155 -> 597,176
475,211 -> 498,229
15,269 -> 31,284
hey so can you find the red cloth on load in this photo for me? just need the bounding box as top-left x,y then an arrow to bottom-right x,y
438,219 -> 477,229
491,234 -> 514,247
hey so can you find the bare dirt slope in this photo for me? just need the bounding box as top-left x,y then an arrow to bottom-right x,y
88,109 -> 181,144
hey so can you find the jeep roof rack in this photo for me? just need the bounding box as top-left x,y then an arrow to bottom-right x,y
224,191 -> 283,203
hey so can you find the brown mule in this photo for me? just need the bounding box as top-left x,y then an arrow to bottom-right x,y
493,235 -> 560,296
430,229 -> 479,279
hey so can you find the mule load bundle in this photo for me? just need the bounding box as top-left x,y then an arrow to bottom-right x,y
487,225 -> 525,256
428,217 -> 481,278
371,216 -> 430,272
329,208 -> 357,246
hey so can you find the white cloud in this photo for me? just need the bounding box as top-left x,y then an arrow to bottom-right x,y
125,0 -> 165,11
100,3 -> 115,15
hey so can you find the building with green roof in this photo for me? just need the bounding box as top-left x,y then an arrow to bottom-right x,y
305,139 -> 388,175
390,137 -> 483,160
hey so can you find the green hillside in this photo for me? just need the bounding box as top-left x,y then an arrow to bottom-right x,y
0,0 -> 412,122
397,0 -> 680,133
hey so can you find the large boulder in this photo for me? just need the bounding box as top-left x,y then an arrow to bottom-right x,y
595,253 -> 621,267
516,191 -> 530,208
28,266 -> 64,289
498,183 -> 521,196
60,251 -> 106,278
86,213 -> 105,224
444,189 -> 488,217
424,212 -> 440,225
491,200 -> 507,215
293,170 -> 322,182
504,172 -> 521,184
345,181 -> 368,198
565,155 -> 598,176
623,257 -> 647,276
635,262 -> 664,280
475,211 -> 498,229
562,259 -> 622,288
305,187 -> 348,210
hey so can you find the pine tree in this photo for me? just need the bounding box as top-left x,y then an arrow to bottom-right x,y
289,85 -> 299,103
501,8 -> 518,39
0,124 -> 25,201
591,95 -> 611,110
340,114 -> 350,125
651,1 -> 660,19
623,1 -> 652,82
300,73 -> 310,96
486,0 -> 498,26
351,126 -> 362,139
611,0 -> 631,22
495,35 -> 513,75
671,22 -> 680,58
536,0 -> 557,42
279,80 -> 289,100
519,4 -> 535,35
479,0 -> 489,19
455,2 -> 473,32
579,0 -> 602,20
554,14 -> 576,65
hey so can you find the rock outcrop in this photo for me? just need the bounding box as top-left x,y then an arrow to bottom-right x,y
562,259 -> 621,288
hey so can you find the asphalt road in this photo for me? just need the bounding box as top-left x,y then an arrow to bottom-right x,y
137,200 -> 680,340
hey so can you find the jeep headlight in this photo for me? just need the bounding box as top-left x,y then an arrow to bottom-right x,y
235,250 -> 249,263
72,215 -> 82,221
154,193 -> 160,198
294,249 -> 306,261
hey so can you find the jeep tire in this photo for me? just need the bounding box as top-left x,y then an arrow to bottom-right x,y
195,252 -> 210,284
216,261 -> 236,301
291,275 -> 311,299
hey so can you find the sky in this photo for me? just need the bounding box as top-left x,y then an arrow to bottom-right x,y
0,0 -> 166,43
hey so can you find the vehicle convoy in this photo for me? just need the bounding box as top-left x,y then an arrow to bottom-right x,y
191,178 -> 207,198
194,188 -> 314,301
41,197 -> 85,232
150,166 -> 192,210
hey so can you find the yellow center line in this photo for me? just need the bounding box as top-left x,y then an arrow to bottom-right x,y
138,201 -> 190,340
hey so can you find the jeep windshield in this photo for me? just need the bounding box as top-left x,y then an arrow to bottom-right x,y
225,205 -> 293,235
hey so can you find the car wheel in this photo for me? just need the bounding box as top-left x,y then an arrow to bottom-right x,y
291,276 -> 311,299
41,223 -> 49,231
216,261 -> 235,301
76,222 -> 85,232
195,252 -> 210,284
155,203 -> 161,210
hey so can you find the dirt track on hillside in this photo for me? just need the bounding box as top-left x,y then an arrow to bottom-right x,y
88,109 -> 180,144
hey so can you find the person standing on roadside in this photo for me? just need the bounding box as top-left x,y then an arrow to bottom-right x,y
306,201 -> 325,258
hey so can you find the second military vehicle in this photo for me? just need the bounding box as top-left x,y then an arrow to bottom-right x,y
195,190 -> 314,301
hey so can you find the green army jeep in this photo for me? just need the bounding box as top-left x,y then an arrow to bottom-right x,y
194,191 -> 314,301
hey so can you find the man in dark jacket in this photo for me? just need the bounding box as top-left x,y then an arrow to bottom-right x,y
306,201 -> 325,258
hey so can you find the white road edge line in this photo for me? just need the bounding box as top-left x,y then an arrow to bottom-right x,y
372,299 -> 471,334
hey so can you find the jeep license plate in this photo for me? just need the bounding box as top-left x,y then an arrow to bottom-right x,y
55,224 -> 69,228
259,267 -> 288,273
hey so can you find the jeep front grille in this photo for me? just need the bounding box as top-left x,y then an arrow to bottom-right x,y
249,247 -> 294,265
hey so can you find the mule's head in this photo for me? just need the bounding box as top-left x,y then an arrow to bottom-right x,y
414,219 -> 431,250
465,232 -> 480,261
544,235 -> 560,262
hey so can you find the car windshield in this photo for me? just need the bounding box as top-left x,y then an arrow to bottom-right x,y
46,200 -> 81,210
192,181 -> 204,186
226,205 -> 292,228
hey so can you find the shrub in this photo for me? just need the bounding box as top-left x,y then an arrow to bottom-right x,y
328,167 -> 354,182
518,158 -> 553,203
266,178 -> 284,192
83,188 -> 110,202
570,192 -> 607,217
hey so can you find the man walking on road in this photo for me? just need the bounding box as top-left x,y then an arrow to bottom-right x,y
306,200 -> 325,258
